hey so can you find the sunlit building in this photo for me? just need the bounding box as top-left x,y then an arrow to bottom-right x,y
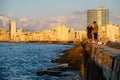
54,25 -> 69,41
68,28 -> 75,41
16,29 -> 31,42
0,27 -> 9,41
73,30 -> 87,42
42,29 -> 55,41
87,10 -> 97,25
79,30 -> 87,41
31,29 -> 56,41
9,20 -> 17,40
97,7 -> 109,27
87,7 -> 109,27
0,27 -> 7,35
100,22 -> 120,42
31,31 -> 42,41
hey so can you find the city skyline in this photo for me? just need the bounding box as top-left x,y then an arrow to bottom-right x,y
0,0 -> 120,32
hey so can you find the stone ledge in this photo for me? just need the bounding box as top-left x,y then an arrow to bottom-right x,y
91,45 -> 120,80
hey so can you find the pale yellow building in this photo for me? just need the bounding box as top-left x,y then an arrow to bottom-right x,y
54,25 -> 69,41
79,30 -> 87,41
31,25 -> 87,42
100,22 -> 120,42
42,29 -> 55,41
31,25 -> 69,41
0,20 -> 89,42
68,28 -> 75,41
9,20 -> 17,40
31,31 -> 42,41
97,7 -> 109,27
0,27 -> 9,41
31,29 -> 56,41
74,30 -> 87,42
15,29 -> 31,42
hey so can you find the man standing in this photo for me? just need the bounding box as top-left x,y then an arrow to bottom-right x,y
93,21 -> 98,41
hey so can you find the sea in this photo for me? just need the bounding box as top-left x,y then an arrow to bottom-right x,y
0,43 -> 81,80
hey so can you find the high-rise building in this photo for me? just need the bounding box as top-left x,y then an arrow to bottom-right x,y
87,7 -> 109,27
9,20 -> 17,40
87,9 -> 97,25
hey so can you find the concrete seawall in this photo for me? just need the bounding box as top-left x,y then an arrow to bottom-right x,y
81,42 -> 120,80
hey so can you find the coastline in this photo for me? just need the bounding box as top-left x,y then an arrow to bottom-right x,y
0,41 -> 83,78
0,41 -> 81,45
0,41 -> 83,79
51,44 -> 83,67
37,43 -> 83,79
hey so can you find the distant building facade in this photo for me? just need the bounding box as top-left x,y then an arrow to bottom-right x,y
1,19 -> 120,43
0,27 -> 9,41
87,7 -> 109,27
54,25 -> 69,41
9,20 -> 17,40
31,25 -> 87,42
15,29 -> 31,42
100,22 -> 120,42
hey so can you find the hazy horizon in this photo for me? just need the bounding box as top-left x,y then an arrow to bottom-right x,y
0,0 -> 120,32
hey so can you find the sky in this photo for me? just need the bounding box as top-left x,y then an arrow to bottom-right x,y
0,0 -> 120,32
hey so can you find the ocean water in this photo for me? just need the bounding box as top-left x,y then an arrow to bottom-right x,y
0,43 -> 81,80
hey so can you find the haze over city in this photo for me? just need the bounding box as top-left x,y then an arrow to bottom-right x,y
0,0 -> 120,32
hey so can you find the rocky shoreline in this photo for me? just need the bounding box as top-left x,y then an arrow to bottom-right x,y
0,41 -> 81,45
36,44 -> 83,79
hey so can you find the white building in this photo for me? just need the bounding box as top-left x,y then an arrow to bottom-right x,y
87,7 -> 109,27
100,22 -> 120,42
16,29 -> 31,41
9,20 -> 17,40
54,25 -> 69,41
0,27 -> 9,41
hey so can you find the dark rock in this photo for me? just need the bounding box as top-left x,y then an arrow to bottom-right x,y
51,45 -> 83,67
37,44 -> 83,78
36,70 -> 69,77
47,66 -> 80,71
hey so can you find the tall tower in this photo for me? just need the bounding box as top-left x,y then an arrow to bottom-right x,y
87,7 -> 109,27
9,20 -> 17,40
97,7 -> 109,27
87,9 -> 97,25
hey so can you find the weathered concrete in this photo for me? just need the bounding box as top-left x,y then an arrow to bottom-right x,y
82,42 -> 120,80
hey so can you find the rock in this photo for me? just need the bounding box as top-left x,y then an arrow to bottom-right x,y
36,70 -> 69,77
47,66 -> 80,71
36,70 -> 62,77
58,63 -> 68,67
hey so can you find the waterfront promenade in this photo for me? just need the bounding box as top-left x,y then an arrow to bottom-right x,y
81,41 -> 120,80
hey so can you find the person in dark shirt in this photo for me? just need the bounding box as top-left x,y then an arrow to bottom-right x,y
86,23 -> 93,42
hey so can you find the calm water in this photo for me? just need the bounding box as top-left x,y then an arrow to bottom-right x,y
0,43 -> 80,80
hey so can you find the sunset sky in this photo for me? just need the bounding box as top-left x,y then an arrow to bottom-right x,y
0,0 -> 120,32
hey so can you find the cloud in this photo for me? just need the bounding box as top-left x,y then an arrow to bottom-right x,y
65,11 -> 87,30
0,12 -> 87,32
0,16 -> 8,22
7,13 -> 13,18
0,15 -> 10,29
17,18 -> 41,31
19,17 -> 28,22
1,11 -> 119,32
117,15 -> 120,19
110,12 -> 120,25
